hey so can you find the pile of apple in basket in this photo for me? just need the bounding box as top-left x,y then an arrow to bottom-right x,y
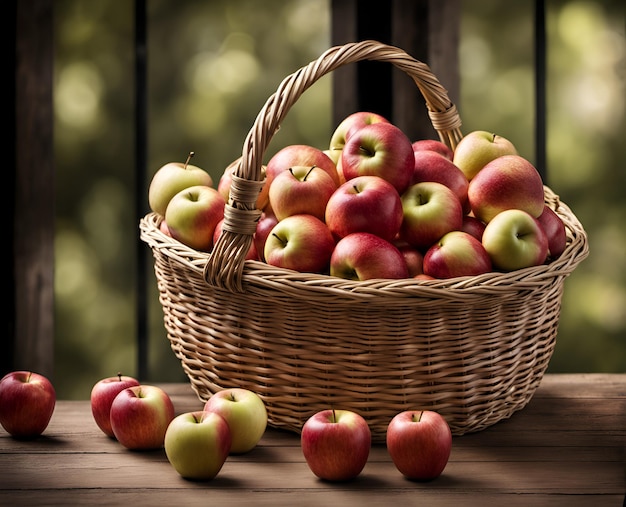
148,111 -> 566,280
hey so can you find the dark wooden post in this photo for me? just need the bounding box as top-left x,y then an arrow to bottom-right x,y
331,0 -> 460,142
9,0 -> 55,378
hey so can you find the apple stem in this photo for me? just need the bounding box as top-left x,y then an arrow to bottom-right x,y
304,165 -> 317,180
184,151 -> 195,170
331,407 -> 337,423
117,372 -> 122,381
413,411 -> 423,423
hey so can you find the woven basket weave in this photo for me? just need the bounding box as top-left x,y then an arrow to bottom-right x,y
140,40 -> 589,442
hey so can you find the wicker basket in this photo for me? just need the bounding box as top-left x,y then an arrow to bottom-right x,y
140,40 -> 589,442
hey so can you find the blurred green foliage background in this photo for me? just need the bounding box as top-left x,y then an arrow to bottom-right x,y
53,0 -> 625,399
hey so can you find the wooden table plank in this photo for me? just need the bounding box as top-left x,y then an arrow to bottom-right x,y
0,374 -> 624,506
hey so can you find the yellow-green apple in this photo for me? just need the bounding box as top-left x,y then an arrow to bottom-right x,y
213,218 -> 258,260
203,387 -> 268,454
301,408 -> 371,482
468,155 -> 545,223
0,371 -> 56,439
253,210 -> 279,263
110,385 -> 175,450
341,122 -> 414,194
217,158 -> 269,211
266,144 -> 340,188
328,111 -> 390,159
164,185 -> 226,252
90,373 -> 140,438
330,232 -> 409,281
325,175 -> 403,242
482,209 -> 549,271
164,411 -> 232,480
148,152 -> 214,217
386,410 -> 452,481
461,215 -> 486,241
269,165 -> 338,221
453,130 -> 518,181
400,181 -> 464,251
264,214 -> 335,274
394,240 -> 425,278
411,150 -> 470,213
536,204 -> 567,260
412,139 -> 454,161
423,231 -> 492,279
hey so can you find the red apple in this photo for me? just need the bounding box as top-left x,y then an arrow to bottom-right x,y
266,144 -> 340,188
110,385 -> 175,450
301,408 -> 371,482
159,219 -> 172,237
468,155 -> 546,223
90,373 -> 140,438
213,218 -> 258,260
341,122 -> 414,195
482,209 -> 549,271
253,210 -> 279,263
264,214 -> 335,274
165,185 -> 226,252
330,232 -> 409,281
452,130 -> 518,181
400,181 -> 464,251
328,111 -> 390,154
217,157 -> 270,211
411,150 -> 470,213
536,204 -> 567,260
325,175 -> 403,242
269,165 -> 338,221
394,241 -> 425,278
461,215 -> 486,241
0,371 -> 56,439
412,139 -> 454,161
423,231 -> 492,279
386,410 -> 452,481
148,152 -> 214,216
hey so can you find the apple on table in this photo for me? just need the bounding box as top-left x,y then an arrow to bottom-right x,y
164,411 -> 232,481
90,372 -> 140,438
301,408 -> 371,482
0,371 -> 56,439
386,410 -> 452,481
203,387 -> 268,454
148,152 -> 214,217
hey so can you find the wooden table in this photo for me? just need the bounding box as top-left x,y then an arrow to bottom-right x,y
1,374 -> 624,506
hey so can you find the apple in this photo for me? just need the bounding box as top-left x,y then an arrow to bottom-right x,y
164,185 -> 226,252
412,139 -> 454,161
301,408 -> 371,482
394,241 -> 425,278
269,165 -> 338,221
386,410 -> 452,481
0,371 -> 56,439
536,204 -> 567,260
461,215 -> 486,241
410,150 -> 470,213
110,384 -> 175,450
148,152 -> 214,216
264,214 -> 335,274
164,411 -> 232,480
90,373 -> 140,438
482,209 -> 549,271
452,130 -> 518,181
159,219 -> 172,237
325,175 -> 403,242
341,122 -> 414,195
400,181 -> 464,251
330,232 -> 409,281
217,157 -> 270,211
423,231 -> 492,279
266,144 -> 340,188
328,111 -> 390,156
468,155 -> 546,224
203,387 -> 268,454
253,210 -> 279,263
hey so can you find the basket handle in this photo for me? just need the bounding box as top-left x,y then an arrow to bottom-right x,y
205,39 -> 463,292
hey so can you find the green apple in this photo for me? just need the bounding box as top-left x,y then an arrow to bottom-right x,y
164,411 -> 232,480
164,185 -> 225,252
452,130 -> 518,181
482,209 -> 549,271
148,152 -> 214,217
203,388 -> 268,454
